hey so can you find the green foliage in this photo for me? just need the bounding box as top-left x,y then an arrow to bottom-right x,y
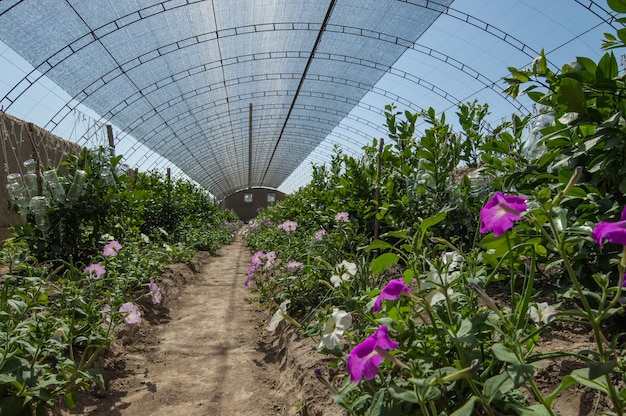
1,147 -> 239,413
242,8 -> 626,414
8,147 -> 239,264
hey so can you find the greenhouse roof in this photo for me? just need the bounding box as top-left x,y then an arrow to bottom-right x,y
0,0 -> 620,199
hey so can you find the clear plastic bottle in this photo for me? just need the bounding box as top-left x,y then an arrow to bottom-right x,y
42,169 -> 66,203
100,166 -> 116,187
6,173 -> 29,217
23,159 -> 38,198
30,196 -> 49,231
66,170 -> 87,203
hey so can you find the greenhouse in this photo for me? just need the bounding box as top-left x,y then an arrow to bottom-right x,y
1,0 -> 626,415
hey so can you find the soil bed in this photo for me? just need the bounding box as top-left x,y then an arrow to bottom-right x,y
55,238 -> 340,416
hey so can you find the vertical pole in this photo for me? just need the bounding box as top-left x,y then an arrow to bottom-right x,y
248,103 -> 252,188
106,124 -> 115,157
373,138 -> 384,245
26,123 -> 42,196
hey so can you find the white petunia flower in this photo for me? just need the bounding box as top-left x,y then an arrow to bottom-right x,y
318,308 -> 352,350
528,302 -> 557,324
330,260 -> 357,287
267,300 -> 291,331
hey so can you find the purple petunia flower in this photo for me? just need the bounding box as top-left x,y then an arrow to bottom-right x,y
373,278 -> 411,312
103,240 -> 122,257
479,192 -> 528,237
592,207 -> 626,248
251,251 -> 265,267
84,263 -> 105,279
149,277 -> 162,305
335,212 -> 349,222
245,265 -> 256,288
346,325 -> 399,383
119,302 -> 141,324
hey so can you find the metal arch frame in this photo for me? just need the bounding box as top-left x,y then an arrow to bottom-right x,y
147,118 -> 374,190
141,103 -> 385,181
55,57 -> 473,189
57,47 -> 514,167
1,4 -> 541,124
38,30 -> 529,138
0,0 -> 612,195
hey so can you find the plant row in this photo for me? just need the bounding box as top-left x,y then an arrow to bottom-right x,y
1,148 -> 239,415
243,3 -> 626,414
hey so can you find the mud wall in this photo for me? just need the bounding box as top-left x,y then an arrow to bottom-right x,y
1,111 -> 81,241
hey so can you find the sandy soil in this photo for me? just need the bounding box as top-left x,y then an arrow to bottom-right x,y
55,238 -> 341,416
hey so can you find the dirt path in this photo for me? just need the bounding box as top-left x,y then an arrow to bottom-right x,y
57,238 -> 340,416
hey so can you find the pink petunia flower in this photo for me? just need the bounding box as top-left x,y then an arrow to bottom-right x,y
346,325 -> 399,383
103,240 -> 122,257
287,261 -> 303,272
373,278 -> 411,312
119,302 -> 141,324
264,251 -> 277,270
84,263 -> 105,279
149,277 -> 162,304
479,192 -> 528,236
592,207 -> 626,248
101,305 -> 111,326
280,221 -> 298,233
335,212 -> 349,222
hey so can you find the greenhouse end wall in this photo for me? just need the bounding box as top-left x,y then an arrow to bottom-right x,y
221,188 -> 286,223
1,112 -> 81,241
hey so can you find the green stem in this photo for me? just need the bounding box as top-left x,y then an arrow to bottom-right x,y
527,376 -> 557,416
560,253 -> 622,415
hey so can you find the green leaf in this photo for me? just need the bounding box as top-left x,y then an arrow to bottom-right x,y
506,363 -> 535,387
483,372 -> 514,401
479,234 -> 510,258
450,396 -> 477,416
370,253 -> 400,274
569,367 -> 609,394
365,389 -> 385,416
456,318 -> 473,338
589,360 -> 617,379
365,240 -> 393,251
492,343 -> 521,364
388,385 -> 420,403
508,67 -> 530,82
556,78 -> 587,114
0,396 -> 28,416
609,0 -> 626,13
596,52 -> 619,81
419,212 -> 447,234
383,230 -> 408,239
64,392 -> 77,410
